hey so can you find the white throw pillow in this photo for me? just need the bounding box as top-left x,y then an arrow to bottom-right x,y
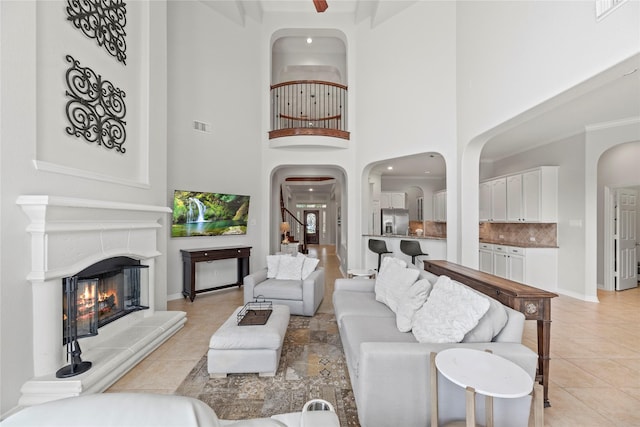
275,255 -> 305,280
300,255 -> 320,279
266,255 -> 284,278
374,257 -> 419,313
395,279 -> 433,332
412,276 -> 490,343
462,287 -> 508,342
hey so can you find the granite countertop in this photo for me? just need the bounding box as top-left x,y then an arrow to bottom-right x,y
479,239 -> 558,248
363,234 -> 446,241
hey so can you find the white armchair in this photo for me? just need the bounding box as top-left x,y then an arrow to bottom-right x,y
243,260 -> 325,317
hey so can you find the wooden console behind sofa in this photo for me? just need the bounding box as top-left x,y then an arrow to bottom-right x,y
423,260 -> 558,408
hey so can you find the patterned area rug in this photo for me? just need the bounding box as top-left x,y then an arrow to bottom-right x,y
175,312 -> 360,426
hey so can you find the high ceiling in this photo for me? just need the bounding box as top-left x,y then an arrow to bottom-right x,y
202,1 -> 640,186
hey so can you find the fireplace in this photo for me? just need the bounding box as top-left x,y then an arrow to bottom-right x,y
63,257 -> 149,345
17,195 -> 186,406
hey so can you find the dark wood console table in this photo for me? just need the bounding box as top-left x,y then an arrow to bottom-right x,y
423,260 -> 557,407
181,246 -> 251,302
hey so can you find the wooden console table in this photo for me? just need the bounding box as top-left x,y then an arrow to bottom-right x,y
181,246 -> 251,302
423,260 -> 557,407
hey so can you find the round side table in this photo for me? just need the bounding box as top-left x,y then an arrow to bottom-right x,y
431,348 -> 541,427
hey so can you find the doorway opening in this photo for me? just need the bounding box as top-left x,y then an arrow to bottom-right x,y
604,186 -> 639,291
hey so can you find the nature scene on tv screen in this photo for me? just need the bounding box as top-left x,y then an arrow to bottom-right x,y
172,190 -> 250,237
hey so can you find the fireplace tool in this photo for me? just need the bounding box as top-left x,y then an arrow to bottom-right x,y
56,276 -> 92,378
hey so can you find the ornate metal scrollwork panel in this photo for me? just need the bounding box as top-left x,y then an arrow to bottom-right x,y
66,0 -> 127,65
65,55 -> 127,153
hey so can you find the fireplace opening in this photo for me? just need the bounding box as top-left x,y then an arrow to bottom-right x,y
62,257 -> 149,345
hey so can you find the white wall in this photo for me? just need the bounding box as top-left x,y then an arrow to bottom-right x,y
166,1 -> 263,299
1,0 -> 168,415
355,1 -> 459,265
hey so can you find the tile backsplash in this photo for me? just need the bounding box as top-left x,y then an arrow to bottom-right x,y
410,220 -> 446,237
479,222 -> 557,246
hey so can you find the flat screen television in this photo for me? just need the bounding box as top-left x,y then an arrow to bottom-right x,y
171,190 -> 250,237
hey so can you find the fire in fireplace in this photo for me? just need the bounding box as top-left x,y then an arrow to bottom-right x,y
62,257 -> 149,344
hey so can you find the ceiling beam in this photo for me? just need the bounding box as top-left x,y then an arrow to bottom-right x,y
313,0 -> 328,13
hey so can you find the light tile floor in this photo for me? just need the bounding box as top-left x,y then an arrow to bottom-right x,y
109,245 -> 640,426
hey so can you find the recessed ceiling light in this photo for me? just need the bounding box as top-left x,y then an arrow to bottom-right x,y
306,37 -> 313,44
309,188 -> 313,191
387,166 -> 393,170
424,171 -> 431,174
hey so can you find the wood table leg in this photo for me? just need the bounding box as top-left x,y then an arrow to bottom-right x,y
537,318 -> 552,407
465,386 -> 476,427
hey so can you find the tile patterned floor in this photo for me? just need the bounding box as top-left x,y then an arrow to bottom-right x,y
109,245 -> 640,426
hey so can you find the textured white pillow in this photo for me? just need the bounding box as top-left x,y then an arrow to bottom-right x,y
412,276 -> 490,343
462,287 -> 508,342
266,254 -> 284,278
275,255 -> 305,280
395,279 -> 433,332
300,255 -> 320,279
375,257 -> 419,313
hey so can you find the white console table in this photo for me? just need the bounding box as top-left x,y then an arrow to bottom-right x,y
280,242 -> 301,255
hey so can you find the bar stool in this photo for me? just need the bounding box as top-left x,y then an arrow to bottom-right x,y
368,239 -> 392,271
400,240 -> 429,266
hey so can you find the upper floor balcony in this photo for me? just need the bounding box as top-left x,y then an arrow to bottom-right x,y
269,80 -> 349,140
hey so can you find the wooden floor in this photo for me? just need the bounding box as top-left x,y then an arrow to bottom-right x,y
108,245 -> 640,426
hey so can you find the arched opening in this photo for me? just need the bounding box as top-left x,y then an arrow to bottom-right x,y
363,152 -> 447,270
598,141 -> 640,291
270,165 -> 348,272
270,30 -> 348,139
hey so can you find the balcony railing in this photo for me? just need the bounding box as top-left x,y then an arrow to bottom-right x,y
270,80 -> 349,140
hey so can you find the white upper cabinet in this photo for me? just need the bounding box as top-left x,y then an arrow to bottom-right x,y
433,190 -> 447,222
380,192 -> 406,209
482,166 -> 557,223
507,174 -> 523,221
479,178 -> 506,221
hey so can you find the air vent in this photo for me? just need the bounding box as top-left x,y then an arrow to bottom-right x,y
193,120 -> 211,133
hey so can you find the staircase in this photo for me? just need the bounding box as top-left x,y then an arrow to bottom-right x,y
280,186 -> 308,254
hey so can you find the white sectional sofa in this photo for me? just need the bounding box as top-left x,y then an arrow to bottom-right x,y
332,262 -> 539,427
0,393 -> 340,427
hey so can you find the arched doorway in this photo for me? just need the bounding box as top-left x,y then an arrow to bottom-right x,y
270,165 -> 348,271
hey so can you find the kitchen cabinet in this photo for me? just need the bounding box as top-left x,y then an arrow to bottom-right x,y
479,178 -> 506,221
479,243 -> 493,273
479,243 -> 557,291
492,245 -> 525,282
433,190 -> 446,222
486,166 -> 558,223
381,192 -> 406,209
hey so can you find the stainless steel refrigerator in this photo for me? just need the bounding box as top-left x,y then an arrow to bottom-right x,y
381,208 -> 409,235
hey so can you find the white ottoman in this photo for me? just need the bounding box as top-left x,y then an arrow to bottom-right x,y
208,304 -> 290,378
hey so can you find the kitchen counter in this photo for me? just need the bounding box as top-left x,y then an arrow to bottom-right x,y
479,239 -> 558,249
363,234 -> 446,241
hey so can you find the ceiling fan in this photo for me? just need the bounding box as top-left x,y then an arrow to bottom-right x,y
313,0 -> 328,12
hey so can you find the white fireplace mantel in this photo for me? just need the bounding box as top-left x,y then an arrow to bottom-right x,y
16,195 -> 185,406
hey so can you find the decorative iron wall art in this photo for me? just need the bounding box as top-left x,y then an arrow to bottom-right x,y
66,0 -> 127,65
65,55 -> 127,153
